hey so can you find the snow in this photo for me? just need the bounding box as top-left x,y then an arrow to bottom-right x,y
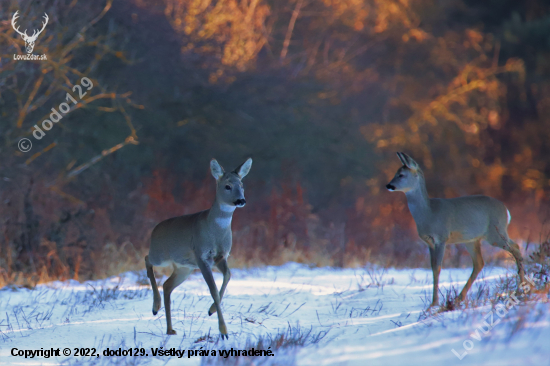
0,263 -> 548,365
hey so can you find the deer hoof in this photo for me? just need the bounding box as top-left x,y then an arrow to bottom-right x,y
219,323 -> 228,339
153,299 -> 161,315
208,303 -> 217,316
167,329 -> 177,335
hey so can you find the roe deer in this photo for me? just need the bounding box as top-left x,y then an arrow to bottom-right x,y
145,158 -> 252,338
386,152 -> 524,307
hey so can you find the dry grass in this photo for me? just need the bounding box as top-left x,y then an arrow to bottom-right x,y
0,240 -> 149,289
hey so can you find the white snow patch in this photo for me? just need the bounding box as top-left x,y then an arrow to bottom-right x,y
0,264 -> 548,365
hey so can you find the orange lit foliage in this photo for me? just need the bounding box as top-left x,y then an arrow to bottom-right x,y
165,0 -> 270,77
163,0 -> 549,208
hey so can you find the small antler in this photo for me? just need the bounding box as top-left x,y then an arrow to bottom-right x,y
11,11 -> 29,38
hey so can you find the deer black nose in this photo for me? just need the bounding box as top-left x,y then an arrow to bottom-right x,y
386,184 -> 395,191
234,199 -> 246,207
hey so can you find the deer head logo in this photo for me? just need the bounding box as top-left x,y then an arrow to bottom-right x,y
12,11 -> 49,54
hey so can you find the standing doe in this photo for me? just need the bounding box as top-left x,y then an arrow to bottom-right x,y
386,152 -> 524,307
145,158 -> 252,338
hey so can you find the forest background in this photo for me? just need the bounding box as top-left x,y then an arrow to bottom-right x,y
1,0 -> 549,286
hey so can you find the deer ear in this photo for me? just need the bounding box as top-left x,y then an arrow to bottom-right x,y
401,152 -> 420,171
210,159 -> 225,180
234,158 -> 252,179
397,152 -> 408,166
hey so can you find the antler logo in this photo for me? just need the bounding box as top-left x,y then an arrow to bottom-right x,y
12,11 -> 49,54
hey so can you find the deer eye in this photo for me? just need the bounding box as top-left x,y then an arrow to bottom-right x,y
398,174 -> 404,178
225,185 -> 231,190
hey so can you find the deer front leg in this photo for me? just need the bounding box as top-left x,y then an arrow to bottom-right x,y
428,243 -> 446,308
209,258 -> 231,316
197,258 -> 228,339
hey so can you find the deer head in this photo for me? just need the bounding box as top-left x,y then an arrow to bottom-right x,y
12,11 -> 49,54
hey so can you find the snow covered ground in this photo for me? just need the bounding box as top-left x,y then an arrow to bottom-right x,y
0,263 -> 549,365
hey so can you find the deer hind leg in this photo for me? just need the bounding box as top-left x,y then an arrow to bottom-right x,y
163,266 -> 192,335
458,240 -> 484,302
429,243 -> 446,307
507,240 -> 525,287
145,255 -> 161,315
487,225 -> 525,290
209,258 -> 231,316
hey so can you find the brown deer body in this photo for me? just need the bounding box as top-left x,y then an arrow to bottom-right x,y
145,158 -> 252,338
386,152 -> 524,307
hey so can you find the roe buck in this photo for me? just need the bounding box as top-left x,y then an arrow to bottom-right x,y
386,152 -> 524,307
145,158 -> 252,338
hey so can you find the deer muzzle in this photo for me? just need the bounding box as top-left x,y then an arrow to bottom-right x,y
234,199 -> 246,207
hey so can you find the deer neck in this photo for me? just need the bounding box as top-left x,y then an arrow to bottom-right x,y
208,199 -> 236,229
405,177 -> 431,220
